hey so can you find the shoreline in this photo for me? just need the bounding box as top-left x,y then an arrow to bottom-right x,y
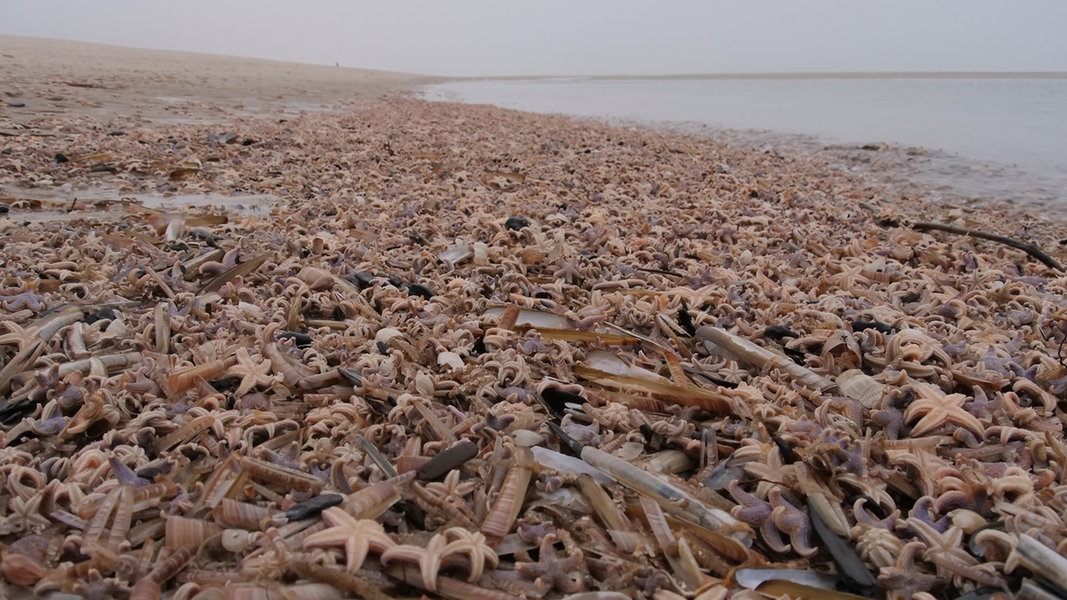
445,71 -> 1067,83
2,37 -> 1067,599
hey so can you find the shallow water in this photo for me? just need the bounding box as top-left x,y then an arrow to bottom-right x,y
1,185 -> 277,223
423,76 -> 1067,216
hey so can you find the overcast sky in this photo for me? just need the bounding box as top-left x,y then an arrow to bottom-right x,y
3,1 -> 1066,77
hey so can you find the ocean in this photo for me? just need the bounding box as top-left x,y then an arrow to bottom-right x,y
421,75 -> 1067,217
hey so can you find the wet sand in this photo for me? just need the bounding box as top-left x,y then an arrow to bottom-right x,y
0,34 -> 438,126
2,36 -> 1067,599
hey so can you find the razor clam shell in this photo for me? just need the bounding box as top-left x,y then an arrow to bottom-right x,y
734,567 -> 838,590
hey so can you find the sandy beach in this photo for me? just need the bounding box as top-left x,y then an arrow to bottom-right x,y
2,36 -> 1066,599
0,35 -> 437,126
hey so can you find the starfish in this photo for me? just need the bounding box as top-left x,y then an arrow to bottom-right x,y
0,320 -> 34,349
515,532 -> 585,594
767,488 -> 817,557
226,347 -> 278,396
301,507 -> 395,573
380,532 -> 449,592
906,517 -> 1005,588
441,527 -> 499,583
552,259 -> 583,284
902,382 -> 983,437
877,540 -> 941,599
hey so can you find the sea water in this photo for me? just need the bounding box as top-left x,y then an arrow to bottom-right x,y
422,75 -> 1067,215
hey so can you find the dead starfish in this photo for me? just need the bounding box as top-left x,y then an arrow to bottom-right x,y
515,532 -> 585,594
301,507 -> 395,573
380,532 -> 449,591
441,527 -> 498,583
903,382 -> 983,437
877,540 -> 941,599
226,347 -> 277,396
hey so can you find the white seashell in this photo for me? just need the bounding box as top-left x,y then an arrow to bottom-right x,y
438,244 -> 472,265
734,567 -> 838,590
221,528 -> 257,553
472,241 -> 489,265
483,307 -> 569,329
511,429 -> 543,447
374,327 -> 404,344
437,351 -> 464,370
584,350 -> 668,382
836,369 -> 885,408
530,446 -> 611,483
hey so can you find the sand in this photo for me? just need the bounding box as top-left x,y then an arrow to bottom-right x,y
0,35 -> 438,126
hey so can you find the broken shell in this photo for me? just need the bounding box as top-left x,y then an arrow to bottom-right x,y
166,515 -> 223,549
836,369 -> 885,409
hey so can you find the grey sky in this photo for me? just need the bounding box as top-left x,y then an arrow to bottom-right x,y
2,1 -> 1066,76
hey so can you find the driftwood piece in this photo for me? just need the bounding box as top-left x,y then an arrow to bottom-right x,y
911,222 -> 1064,272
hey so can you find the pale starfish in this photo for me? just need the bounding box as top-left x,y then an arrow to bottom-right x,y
902,382 -> 983,437
906,517 -> 1005,588
441,527 -> 499,583
226,347 -> 277,396
301,507 -> 395,573
380,532 -> 449,591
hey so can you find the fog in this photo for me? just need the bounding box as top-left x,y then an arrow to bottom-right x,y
2,0 -> 1066,76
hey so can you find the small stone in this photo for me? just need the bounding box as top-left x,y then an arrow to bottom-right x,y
505,216 -> 529,231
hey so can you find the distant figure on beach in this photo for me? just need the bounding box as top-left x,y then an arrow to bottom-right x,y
335,62 -> 339,68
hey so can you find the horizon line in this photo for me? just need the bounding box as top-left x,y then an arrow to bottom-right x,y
459,70 -> 1067,81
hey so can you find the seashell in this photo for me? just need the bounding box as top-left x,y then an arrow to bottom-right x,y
511,429 -> 543,447
583,350 -> 668,382
213,498 -> 275,529
417,441 -> 479,481
437,351 -> 464,370
521,246 -> 548,265
472,241 -> 490,265
221,529 -> 259,553
481,448 -> 534,545
531,446 -> 611,483
483,306 -> 570,329
1006,534 -> 1067,595
439,244 -> 472,265
640,449 -> 694,474
374,327 -> 405,344
835,369 -> 885,408
166,515 -> 223,549
734,567 -> 838,590
0,552 -> 47,586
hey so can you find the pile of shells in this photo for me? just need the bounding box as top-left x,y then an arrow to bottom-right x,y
1,99 -> 1066,600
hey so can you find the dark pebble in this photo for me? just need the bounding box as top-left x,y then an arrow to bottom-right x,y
106,130 -> 126,136
54,153 -> 69,163
82,307 -> 117,324
505,216 -> 530,231
852,321 -> 896,335
407,283 -> 434,299
762,325 -> 800,341
5,101 -> 25,108
0,204 -> 8,215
